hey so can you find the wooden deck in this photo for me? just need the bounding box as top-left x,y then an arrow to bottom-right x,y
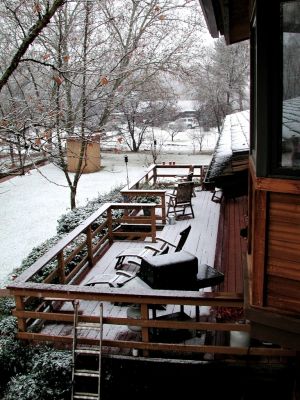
41,189 -> 221,354
8,164 -> 296,365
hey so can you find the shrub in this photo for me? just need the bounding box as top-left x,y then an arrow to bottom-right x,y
14,235 -> 62,278
4,374 -> 42,400
0,316 -> 18,337
2,345 -> 72,400
0,297 -> 15,318
30,350 -> 72,399
0,336 -> 30,392
57,185 -> 124,234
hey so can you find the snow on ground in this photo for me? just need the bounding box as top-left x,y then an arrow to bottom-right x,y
102,126 -> 218,154
0,135 -> 215,285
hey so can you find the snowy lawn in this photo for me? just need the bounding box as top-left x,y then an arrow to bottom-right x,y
0,150 -> 213,285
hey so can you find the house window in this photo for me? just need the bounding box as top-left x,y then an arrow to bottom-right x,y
250,17 -> 257,163
280,1 -> 300,171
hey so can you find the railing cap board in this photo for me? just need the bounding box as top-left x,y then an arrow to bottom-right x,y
7,281 -> 243,306
121,189 -> 167,195
0,288 -> 12,297
110,203 -> 157,208
127,164 -> 208,190
13,201 -> 158,284
14,202 -> 111,283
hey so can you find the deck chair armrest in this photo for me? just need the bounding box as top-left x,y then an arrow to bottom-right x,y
143,245 -> 163,254
156,237 -> 176,248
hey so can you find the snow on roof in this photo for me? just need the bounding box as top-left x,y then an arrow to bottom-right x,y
206,96 -> 300,181
206,110 -> 250,180
282,96 -> 300,140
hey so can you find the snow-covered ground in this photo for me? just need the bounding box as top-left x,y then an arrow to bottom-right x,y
102,126 -> 218,154
0,128 -> 217,285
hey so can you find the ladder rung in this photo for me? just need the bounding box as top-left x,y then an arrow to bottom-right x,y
74,369 -> 99,378
76,322 -> 102,330
75,348 -> 100,355
73,392 -> 99,399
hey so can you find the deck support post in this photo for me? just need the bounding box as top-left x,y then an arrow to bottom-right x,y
15,295 -> 27,332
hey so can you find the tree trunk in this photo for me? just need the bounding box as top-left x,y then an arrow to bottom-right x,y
70,186 -> 76,210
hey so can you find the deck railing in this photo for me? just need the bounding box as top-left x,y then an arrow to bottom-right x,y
11,202 -> 158,287
127,163 -> 206,189
5,163 -> 296,360
8,282 -> 295,359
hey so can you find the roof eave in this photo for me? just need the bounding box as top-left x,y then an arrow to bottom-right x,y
198,0 -> 250,45
198,0 -> 220,39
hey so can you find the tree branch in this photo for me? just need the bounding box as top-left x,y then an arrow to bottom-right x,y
0,0 -> 66,93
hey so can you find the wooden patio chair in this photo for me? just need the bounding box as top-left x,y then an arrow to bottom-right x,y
167,182 -> 195,219
114,225 -> 192,270
211,187 -> 223,203
175,171 -> 196,196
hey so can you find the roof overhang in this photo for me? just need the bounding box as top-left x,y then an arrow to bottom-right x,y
199,0 -> 250,44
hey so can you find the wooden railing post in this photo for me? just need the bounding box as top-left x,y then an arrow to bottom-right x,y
153,166 -> 157,185
150,207 -> 156,242
14,295 -> 27,332
86,225 -> 93,268
122,194 -> 130,218
107,208 -> 113,244
161,192 -> 166,224
140,303 -> 150,357
57,250 -> 65,284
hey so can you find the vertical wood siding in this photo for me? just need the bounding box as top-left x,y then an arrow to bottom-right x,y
266,193 -> 300,313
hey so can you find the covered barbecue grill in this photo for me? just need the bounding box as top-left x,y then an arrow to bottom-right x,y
138,250 -> 224,291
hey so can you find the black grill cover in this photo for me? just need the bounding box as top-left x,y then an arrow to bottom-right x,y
138,250 -> 198,290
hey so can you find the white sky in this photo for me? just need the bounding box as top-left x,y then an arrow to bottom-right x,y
0,128 -> 216,285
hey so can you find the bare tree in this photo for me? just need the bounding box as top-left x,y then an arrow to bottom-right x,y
189,126 -> 207,153
190,38 -> 250,133
0,0 -> 207,208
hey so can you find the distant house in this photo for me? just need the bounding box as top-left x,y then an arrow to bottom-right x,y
165,100 -> 199,130
175,100 -> 199,119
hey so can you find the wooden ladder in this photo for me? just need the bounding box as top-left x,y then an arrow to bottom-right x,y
71,301 -> 103,400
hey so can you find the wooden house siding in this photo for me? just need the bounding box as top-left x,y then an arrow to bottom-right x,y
266,193 -> 300,313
